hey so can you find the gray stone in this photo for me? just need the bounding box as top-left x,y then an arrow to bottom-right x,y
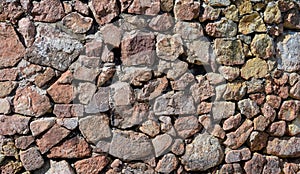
238,98 -> 260,118
152,134 -> 173,157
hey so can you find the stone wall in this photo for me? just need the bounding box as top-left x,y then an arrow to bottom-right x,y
1,0 -> 300,173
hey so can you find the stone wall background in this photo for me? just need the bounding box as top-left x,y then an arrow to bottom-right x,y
1,0 -> 300,173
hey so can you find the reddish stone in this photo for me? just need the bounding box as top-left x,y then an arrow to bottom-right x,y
262,103 -> 276,122
14,86 -> 51,117
174,0 -> 200,20
244,153 -> 266,174
283,8 -> 300,29
0,115 -> 30,135
253,115 -> 270,131
266,137 -> 300,157
100,24 -> 122,48
18,17 -> 36,47
31,0 -> 65,22
74,155 -> 109,174
0,68 -> 18,81
0,161 -> 22,174
262,156 -> 281,174
278,100 -> 300,121
197,102 -> 212,115
53,104 -> 84,118
155,153 -> 178,173
0,1 -> 24,23
89,0 -> 119,25
0,23 -> 25,68
74,0 -> 89,15
30,117 -> 56,136
174,116 -> 200,138
47,136 -> 91,158
36,124 -> 71,154
266,95 -> 282,109
15,136 -> 34,150
225,147 -> 251,163
249,93 -> 265,106
34,67 -> 55,88
248,131 -> 268,151
267,121 -> 286,137
149,13 -> 174,32
20,147 -> 44,171
0,81 -> 17,98
62,12 -> 93,34
128,0 -> 160,15
223,114 -> 242,131
171,139 -> 185,156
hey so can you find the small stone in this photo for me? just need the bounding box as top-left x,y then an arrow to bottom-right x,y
223,114 -> 242,131
206,18 -> 237,37
0,81 -> 17,98
137,76 -> 168,101
174,0 -> 200,20
18,17 -> 36,47
47,136 -> 91,158
267,121 -> 286,137
34,67 -> 55,88
109,130 -> 155,161
89,0 -> 119,25
218,66 -> 240,81
219,163 -> 243,174
214,38 -> 245,65
139,120 -> 160,137
79,114 -> 111,144
46,160 -> 75,174
197,101 -> 212,115
0,68 -> 18,81
128,0 -> 160,15
0,98 -> 10,114
31,0 -> 65,22
238,12 -> 267,34
238,98 -> 260,118
253,115 -> 270,131
121,31 -> 156,66
212,101 -> 235,121
53,104 -> 84,118
181,133 -> 224,171
0,115 -> 30,135
30,117 -> 56,136
266,137 -> 300,157
225,147 -> 251,163
161,0 -> 173,12
248,131 -> 268,151
62,12 -> 93,34
288,116 -> 300,136
186,37 -> 212,65
224,119 -> 253,149
152,134 -> 173,157
190,80 -> 215,103
156,34 -> 184,61
246,78 -> 265,94
20,147 -> 44,171
174,21 -> 204,40
290,81 -> 300,100
175,116 -> 200,139
74,155 -> 109,174
74,0 -> 89,15
47,71 -> 75,104
206,0 -> 231,7
199,5 -> 221,22
97,66 -> 115,87
223,5 -> 239,22
0,161 -> 22,174
110,82 -> 134,106
149,13 -> 174,31
94,140 -> 111,153
249,93 -> 265,106
171,73 -> 195,91
57,117 -> 78,130
171,139 -> 185,155
223,82 -> 247,101
277,32 -> 300,72
63,1 -> 73,14
262,156 -> 281,174
264,2 -> 282,24
15,136 -> 34,150
244,153 -> 266,174
241,58 -> 268,80
262,103 -> 276,122
0,23 -> 25,68
155,153 -> 178,173
0,1 -> 24,23
36,124 -> 71,154
278,100 -> 300,121
283,8 -> 300,29
251,34 -> 274,59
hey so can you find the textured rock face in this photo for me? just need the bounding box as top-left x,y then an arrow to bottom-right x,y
266,137 -> 300,157
181,133 -> 224,171
31,0 -> 65,22
20,147 -> 44,171
25,24 -> 83,71
89,0 -> 119,25
74,155 -> 108,174
239,12 -> 266,34
62,12 -> 93,34
174,0 -> 200,20
128,0 -> 160,15
0,115 -> 30,135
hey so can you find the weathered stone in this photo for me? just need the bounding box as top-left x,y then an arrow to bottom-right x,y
174,0 -> 200,20
224,119 -> 253,149
174,21 -> 204,40
239,12 -> 267,34
94,140 -> 111,153
212,101 -> 235,121
74,0 -> 89,15
199,115 -> 226,139
156,34 -> 184,61
248,131 -> 268,151
235,0 -> 252,15
0,115 -> 30,135
278,100 -> 300,121
0,23 -> 25,68
155,153 -> 178,173
138,77 -> 168,101
54,104 -> 84,118
264,2 -> 281,24
171,139 -> 185,156
110,82 -> 134,106
283,8 -> 300,29
109,130 -> 155,161
251,34 -> 274,59
47,71 -> 75,104
36,124 -> 71,154
47,136 -> 91,158
181,133 -> 224,171
262,103 -> 276,122
290,81 -> 300,99
161,0 -> 173,12
174,116 -> 200,138
74,155 -> 109,174
241,58 -> 268,80
154,91 -> 196,115
223,5 -> 239,22
121,31 -> 156,66
0,68 -> 18,81
206,18 -> 237,37
223,114 -> 242,131
249,93 -> 265,106
76,82 -> 97,105
190,80 -> 215,103
20,147 -> 44,171
152,134 -> 173,157
253,115 -> 270,131
218,66 -> 240,81
267,121 -> 286,137
123,163 -> 155,174
62,12 -> 93,34
288,116 -> 300,136
244,153 -> 266,174
100,24 -> 122,48
117,67 -> 152,86
0,98 -> 10,114
206,0 -> 230,6
139,120 -> 160,137
223,82 -> 247,101
149,13 -> 174,32
197,101 -> 212,115
0,1 -> 24,23
267,137 -> 300,157
89,0 -> 119,25
30,117 -> 56,136
18,17 -> 36,47
186,37 -> 212,65
85,87 -> 110,114
262,156 -> 281,174
219,163 -> 243,174
277,32 -> 300,72
63,1 -> 72,14
31,0 -> 65,22
171,73 -> 195,91
238,98 -> 260,118
225,147 -> 251,163
199,5 -> 221,22
46,160 -> 75,174
79,114 -> 111,144
71,56 -> 101,82
214,38 -> 245,65
15,136 -> 34,150
0,161 -> 22,174
246,78 -> 265,94
97,66 -> 115,87
128,0 -> 160,15
34,67 -> 55,88
57,117 -> 78,130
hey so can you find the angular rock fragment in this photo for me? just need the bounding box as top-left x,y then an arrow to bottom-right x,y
0,98 -> 10,114
206,18 -> 237,37
212,101 -> 235,121
46,160 -> 75,174
239,12 -> 266,34
139,120 -> 160,137
248,131 -> 268,151
152,134 -> 173,157
18,17 -> 36,47
15,136 -> 35,150
225,147 -> 251,163
156,34 -> 184,61
250,34 -> 274,59
238,98 -> 260,118
53,104 -> 84,118
149,13 -> 174,31
223,82 -> 246,101
174,0 -> 200,20
174,21 -> 204,40
206,0 -> 231,7
20,147 -> 44,171
262,156 -> 281,174
264,2 -> 282,24
89,0 -> 119,25
31,0 -> 65,22
174,116 -> 200,139
0,1 -> 24,23
267,121 -> 286,137
278,100 -> 300,121
241,58 -> 268,80
266,137 -> 300,157
128,0 -> 160,15
0,115 -> 30,135
74,155 -> 109,174
30,117 -> 56,136
62,12 -> 93,34
244,153 -> 266,174
186,37 -> 212,65
100,24 -> 122,48
155,153 -> 178,173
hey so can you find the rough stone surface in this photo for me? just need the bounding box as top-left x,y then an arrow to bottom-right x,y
238,98 -> 260,118
251,34 -> 274,59
206,18 -> 237,37
152,134 -> 173,157
46,160 -> 75,174
0,98 -> 10,114
31,0 -> 65,22
241,58 -> 268,80
239,12 -> 267,34
0,115 -> 30,135
181,133 -> 224,171
74,155 -> 108,174
20,147 -> 44,171
155,153 -> 178,173
128,0 -> 160,15
89,0 -> 119,25
174,116 -> 200,138
244,153 -> 266,174
174,0 -> 200,21
30,118 -> 56,136
278,100 -> 300,121
225,147 -> 251,163
267,137 -> 300,157
62,12 -> 93,34
156,34 -> 184,61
